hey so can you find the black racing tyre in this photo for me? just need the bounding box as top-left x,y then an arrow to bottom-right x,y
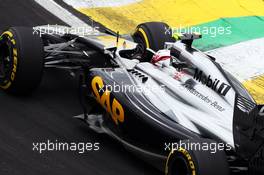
132,22 -> 175,51
0,27 -> 44,94
165,139 -> 230,175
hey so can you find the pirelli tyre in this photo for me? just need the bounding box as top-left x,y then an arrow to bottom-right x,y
0,27 -> 44,94
165,139 -> 230,175
132,22 -> 175,52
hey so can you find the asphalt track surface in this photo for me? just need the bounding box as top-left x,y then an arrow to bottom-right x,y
0,0 -> 158,174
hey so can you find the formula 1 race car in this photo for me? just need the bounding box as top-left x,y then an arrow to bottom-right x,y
0,22 -> 263,175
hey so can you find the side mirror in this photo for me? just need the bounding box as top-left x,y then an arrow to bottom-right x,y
173,32 -> 202,47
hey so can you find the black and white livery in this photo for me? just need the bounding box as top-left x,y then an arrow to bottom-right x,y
0,22 -> 263,175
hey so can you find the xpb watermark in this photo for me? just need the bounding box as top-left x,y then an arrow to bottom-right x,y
32,140 -> 100,154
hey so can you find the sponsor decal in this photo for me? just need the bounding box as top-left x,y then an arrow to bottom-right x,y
193,68 -> 231,96
91,76 -> 124,125
11,48 -> 18,81
184,84 -> 225,112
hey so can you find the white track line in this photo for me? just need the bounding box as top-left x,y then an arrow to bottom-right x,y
63,0 -> 142,8
207,37 -> 264,81
35,0 -> 90,28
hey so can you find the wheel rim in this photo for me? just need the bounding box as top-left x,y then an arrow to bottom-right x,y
170,157 -> 192,175
0,38 -> 13,81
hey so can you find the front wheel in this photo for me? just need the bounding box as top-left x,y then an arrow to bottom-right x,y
132,22 -> 175,61
0,27 -> 44,95
132,22 -> 175,51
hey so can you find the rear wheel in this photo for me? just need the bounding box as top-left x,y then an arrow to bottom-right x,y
165,139 -> 230,175
0,27 -> 44,94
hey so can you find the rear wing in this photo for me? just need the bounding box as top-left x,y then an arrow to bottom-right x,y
233,94 -> 264,160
